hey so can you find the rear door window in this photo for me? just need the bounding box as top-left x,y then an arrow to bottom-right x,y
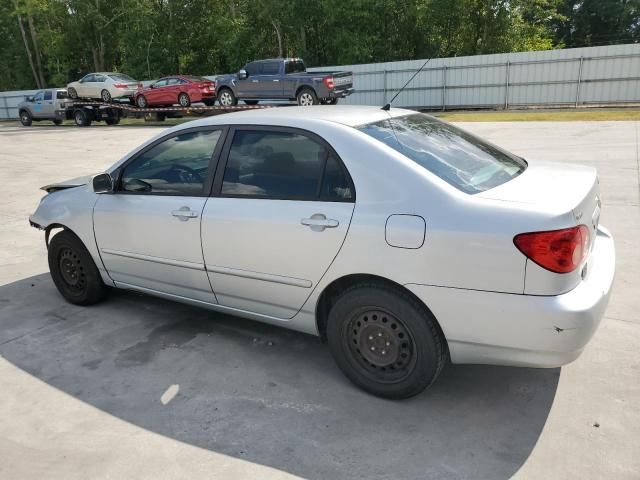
220,129 -> 354,201
358,114 -> 526,194
262,62 -> 280,75
44,91 -> 52,101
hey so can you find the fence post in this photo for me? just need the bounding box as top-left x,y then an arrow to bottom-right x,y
383,69 -> 388,105
504,61 -> 510,110
575,56 -> 584,108
442,66 -> 447,111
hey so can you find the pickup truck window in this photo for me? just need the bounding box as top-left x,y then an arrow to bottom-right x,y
262,62 -> 280,75
285,60 -> 305,74
56,91 -> 68,99
245,62 -> 261,76
33,91 -> 44,102
44,91 -> 53,101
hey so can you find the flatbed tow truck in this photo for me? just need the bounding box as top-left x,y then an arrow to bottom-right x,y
55,99 -> 278,126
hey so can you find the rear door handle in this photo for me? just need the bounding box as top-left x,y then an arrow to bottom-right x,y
252,80 -> 259,83
273,79 -> 280,82
171,206 -> 199,221
301,214 -> 339,231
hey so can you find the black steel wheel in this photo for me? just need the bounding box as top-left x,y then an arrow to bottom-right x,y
73,109 -> 91,127
48,230 -> 109,305
326,283 -> 447,399
101,89 -> 112,103
19,110 -> 32,126
178,92 -> 191,107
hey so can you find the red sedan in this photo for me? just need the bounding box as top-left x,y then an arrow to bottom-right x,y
135,75 -> 216,108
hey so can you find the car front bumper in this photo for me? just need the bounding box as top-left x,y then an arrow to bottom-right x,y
406,225 -> 615,368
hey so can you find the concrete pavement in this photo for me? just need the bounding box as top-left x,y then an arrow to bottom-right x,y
0,120 -> 638,479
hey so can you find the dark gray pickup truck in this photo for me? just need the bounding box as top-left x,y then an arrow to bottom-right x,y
215,58 -> 354,106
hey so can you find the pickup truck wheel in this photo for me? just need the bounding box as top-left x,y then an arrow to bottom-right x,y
326,283 -> 447,399
48,230 -> 109,306
19,110 -> 32,126
68,87 -> 78,99
178,92 -> 191,107
297,88 -> 319,106
73,109 -> 91,127
218,88 -> 237,106
244,100 -> 259,105
101,89 -> 112,103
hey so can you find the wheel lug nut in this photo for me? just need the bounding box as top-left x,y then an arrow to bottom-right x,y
377,332 -> 382,337
368,336 -> 373,340
382,350 -> 386,355
386,342 -> 390,346
370,346 -> 375,351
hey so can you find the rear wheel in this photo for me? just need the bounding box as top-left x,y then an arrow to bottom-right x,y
68,87 -> 78,99
178,92 -> 191,107
19,110 -> 32,126
326,283 -> 446,399
297,87 -> 319,106
48,230 -> 109,305
218,88 -> 237,106
105,116 -> 120,125
101,89 -> 112,103
73,109 -> 91,127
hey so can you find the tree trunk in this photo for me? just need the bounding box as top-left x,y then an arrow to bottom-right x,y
16,13 -> 41,88
27,14 -> 46,88
272,20 -> 283,57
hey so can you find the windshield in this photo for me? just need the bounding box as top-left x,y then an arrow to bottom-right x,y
108,73 -> 135,82
358,114 -> 526,194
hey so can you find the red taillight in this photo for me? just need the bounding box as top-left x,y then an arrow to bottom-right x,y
514,225 -> 590,273
114,83 -> 128,89
323,77 -> 335,89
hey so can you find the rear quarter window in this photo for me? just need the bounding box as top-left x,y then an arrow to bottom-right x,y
358,114 -> 526,194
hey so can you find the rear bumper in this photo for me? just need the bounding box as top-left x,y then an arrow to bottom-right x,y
406,226 -> 615,367
328,88 -> 355,99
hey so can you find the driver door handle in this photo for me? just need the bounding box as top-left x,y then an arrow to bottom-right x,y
301,214 -> 339,231
171,206 -> 198,221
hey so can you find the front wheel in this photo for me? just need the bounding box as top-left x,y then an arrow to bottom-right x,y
297,88 -> 319,106
326,283 -> 447,399
19,110 -> 32,126
218,88 -> 237,106
178,92 -> 191,107
48,230 -> 109,305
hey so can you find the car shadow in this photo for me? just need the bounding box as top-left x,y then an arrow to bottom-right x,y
0,274 -> 560,480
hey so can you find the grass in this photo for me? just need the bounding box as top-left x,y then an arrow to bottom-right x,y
434,108 -> 640,122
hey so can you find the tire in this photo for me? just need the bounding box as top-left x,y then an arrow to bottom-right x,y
48,230 -> 109,305
68,87 -> 78,99
19,110 -> 32,126
244,100 -> 259,105
136,95 -> 148,108
101,89 -> 112,103
297,87 -> 319,106
326,283 -> 447,399
105,117 -> 120,125
53,118 -> 63,125
73,109 -> 91,127
178,92 -> 191,107
218,88 -> 237,106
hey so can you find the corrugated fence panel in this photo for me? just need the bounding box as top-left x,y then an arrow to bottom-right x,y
2,44 -> 640,118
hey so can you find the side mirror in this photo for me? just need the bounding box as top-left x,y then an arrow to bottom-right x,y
93,173 -> 114,194
238,69 -> 248,80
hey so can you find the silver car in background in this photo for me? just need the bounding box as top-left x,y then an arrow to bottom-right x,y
29,106 -> 615,399
67,72 -> 139,102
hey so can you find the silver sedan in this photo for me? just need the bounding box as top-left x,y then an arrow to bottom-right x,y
29,106 -> 615,399
67,72 -> 139,102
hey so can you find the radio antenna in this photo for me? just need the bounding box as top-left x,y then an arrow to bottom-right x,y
382,56 -> 435,111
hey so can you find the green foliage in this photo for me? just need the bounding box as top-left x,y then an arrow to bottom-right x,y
0,0 -> 637,90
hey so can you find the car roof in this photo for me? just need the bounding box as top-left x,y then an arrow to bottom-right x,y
186,105 -> 416,129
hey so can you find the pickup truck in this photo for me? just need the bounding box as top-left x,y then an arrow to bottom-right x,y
17,88 -> 68,126
215,58 -> 354,106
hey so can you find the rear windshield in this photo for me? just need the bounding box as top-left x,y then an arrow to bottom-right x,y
182,75 -> 210,82
285,60 -> 305,74
358,114 -> 526,194
108,73 -> 135,82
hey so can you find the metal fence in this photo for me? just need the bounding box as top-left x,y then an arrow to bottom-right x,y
2,43 -> 640,119
307,43 -> 640,109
